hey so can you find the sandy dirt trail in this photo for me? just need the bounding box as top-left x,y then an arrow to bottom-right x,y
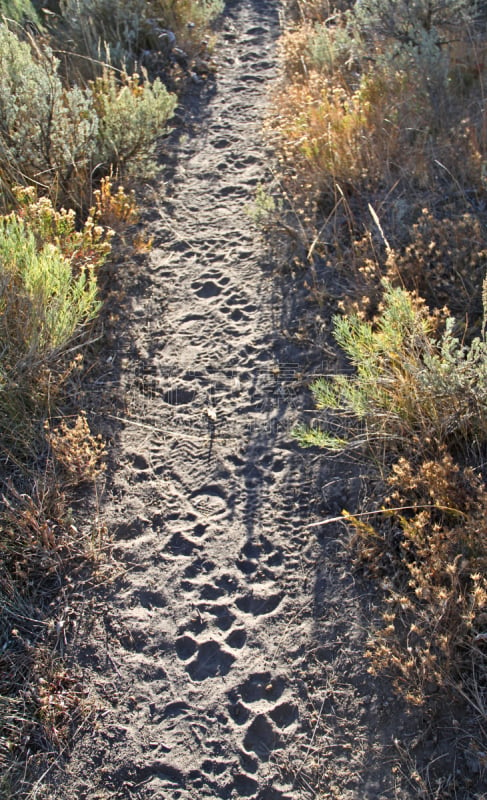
51,1 -> 420,798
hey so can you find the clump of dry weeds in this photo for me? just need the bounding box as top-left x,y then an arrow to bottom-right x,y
277,0 -> 487,784
348,452 -> 487,706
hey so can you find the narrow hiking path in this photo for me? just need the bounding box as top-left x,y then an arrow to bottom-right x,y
49,2 -> 423,799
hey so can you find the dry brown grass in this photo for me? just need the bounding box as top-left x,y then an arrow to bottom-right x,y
348,452 -> 487,706
0,457 -> 105,798
275,0 -> 487,768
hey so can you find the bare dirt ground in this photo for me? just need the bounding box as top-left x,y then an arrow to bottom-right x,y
40,1 -> 485,798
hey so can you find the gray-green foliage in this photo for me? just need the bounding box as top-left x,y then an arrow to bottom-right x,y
307,19 -> 360,76
92,70 -> 177,172
0,0 -> 40,24
0,213 -> 101,363
352,0 -> 473,95
296,282 -> 487,456
353,0 -> 478,45
0,23 -> 97,200
0,23 -> 176,204
305,0 -> 480,92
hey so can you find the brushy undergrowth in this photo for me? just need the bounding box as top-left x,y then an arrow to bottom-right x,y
0,24 -> 98,211
268,0 -> 487,319
297,284 -> 487,706
53,0 -> 223,81
0,187 -> 112,798
275,0 -> 487,750
0,189 -> 111,458
91,69 -> 177,175
0,23 -> 177,211
296,282 -> 487,459
360,452 -> 487,707
0,1 -> 222,796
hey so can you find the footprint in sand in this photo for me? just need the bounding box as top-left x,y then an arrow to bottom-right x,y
236,671 -> 286,704
54,3 -> 316,799
226,628 -> 246,649
162,386 -> 197,406
227,671 -> 299,779
183,639 -> 235,681
191,485 -> 228,518
199,602 -> 236,631
190,269 -> 230,300
268,701 -> 299,729
237,536 -> 284,578
233,772 -> 259,796
235,590 -> 283,616
175,634 -> 198,661
192,280 -> 223,299
183,554 -> 215,579
165,530 -> 202,556
243,714 -> 279,761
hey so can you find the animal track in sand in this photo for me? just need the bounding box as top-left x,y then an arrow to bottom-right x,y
233,772 -> 259,796
227,672 -> 287,730
192,572 -> 239,601
165,531 -> 202,557
193,280 -> 223,299
235,590 -> 283,616
227,671 -> 298,779
175,635 -> 198,661
226,628 -> 247,649
109,762 -> 185,791
243,714 -> 279,761
185,640 -> 235,681
198,602 -> 236,631
236,542 -> 284,579
212,136 -> 232,149
50,3 -> 339,799
133,589 -> 167,610
237,671 -> 286,704
183,555 -> 215,579
229,699 -> 251,725
162,387 -> 197,406
269,701 -> 299,729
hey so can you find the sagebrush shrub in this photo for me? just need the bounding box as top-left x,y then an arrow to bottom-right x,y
0,194 -> 109,455
352,0 -> 477,47
91,69 -> 177,174
0,24 -> 97,209
0,25 -> 177,207
296,281 -> 487,458
278,13 -> 362,85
